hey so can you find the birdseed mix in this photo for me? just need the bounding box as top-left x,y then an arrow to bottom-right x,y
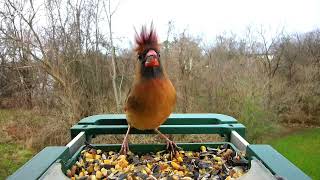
66,144 -> 249,180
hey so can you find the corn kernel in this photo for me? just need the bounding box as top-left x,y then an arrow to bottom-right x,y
118,158 -> 129,168
186,152 -> 193,157
177,156 -> 183,163
177,170 -> 184,176
86,158 -> 94,162
94,164 -> 100,171
91,175 -> 97,180
160,163 -> 169,170
145,167 -> 151,174
142,169 -> 147,174
172,175 -> 179,180
104,159 -> 111,165
214,156 -> 222,161
175,151 -> 180,159
101,168 -> 107,176
171,161 -> 181,170
200,146 -> 207,152
95,155 -> 101,160
110,168 -> 116,172
79,172 -> 84,177
115,164 -> 121,170
85,152 -> 94,159
181,177 -> 192,180
96,170 -> 103,179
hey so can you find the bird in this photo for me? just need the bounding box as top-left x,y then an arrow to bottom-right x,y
120,24 -> 177,154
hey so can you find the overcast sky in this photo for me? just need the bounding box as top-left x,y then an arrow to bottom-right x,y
109,0 -> 320,45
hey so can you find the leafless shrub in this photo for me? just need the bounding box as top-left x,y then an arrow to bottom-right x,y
0,0 -> 319,147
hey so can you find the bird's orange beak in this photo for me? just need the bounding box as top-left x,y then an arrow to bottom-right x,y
145,50 -> 159,67
145,58 -> 159,67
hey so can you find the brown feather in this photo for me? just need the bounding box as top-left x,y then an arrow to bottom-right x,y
125,25 -> 176,130
126,77 -> 176,130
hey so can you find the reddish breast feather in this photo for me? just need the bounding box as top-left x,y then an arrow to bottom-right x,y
138,78 -> 166,94
126,78 -> 176,130
129,78 -> 174,114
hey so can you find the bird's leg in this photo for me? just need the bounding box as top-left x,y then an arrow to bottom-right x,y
154,129 -> 180,155
120,125 -> 131,155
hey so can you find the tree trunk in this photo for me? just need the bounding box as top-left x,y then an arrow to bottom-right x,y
108,17 -> 121,112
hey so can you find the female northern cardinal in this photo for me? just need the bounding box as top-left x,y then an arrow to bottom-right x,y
120,25 -> 177,154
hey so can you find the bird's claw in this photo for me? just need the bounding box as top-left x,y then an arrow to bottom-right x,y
166,140 -> 181,159
166,140 -> 177,151
119,141 -> 129,155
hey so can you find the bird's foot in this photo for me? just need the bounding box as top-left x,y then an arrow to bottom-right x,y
119,141 -> 130,155
166,140 -> 178,151
154,129 -> 182,158
166,140 -> 181,159
119,125 -> 131,155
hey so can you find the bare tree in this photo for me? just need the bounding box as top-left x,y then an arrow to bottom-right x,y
257,26 -> 285,107
171,32 -> 201,112
163,21 -> 174,70
103,0 -> 122,112
280,34 -> 301,83
304,30 -> 320,81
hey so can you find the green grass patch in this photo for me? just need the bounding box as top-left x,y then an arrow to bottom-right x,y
0,109 -> 46,124
268,128 -> 320,180
0,143 -> 34,179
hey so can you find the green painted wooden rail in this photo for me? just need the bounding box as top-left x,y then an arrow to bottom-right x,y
8,113 -> 311,180
71,113 -> 245,141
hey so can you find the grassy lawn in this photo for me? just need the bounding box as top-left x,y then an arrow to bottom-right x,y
0,143 -> 34,179
0,109 -> 41,179
268,128 -> 320,180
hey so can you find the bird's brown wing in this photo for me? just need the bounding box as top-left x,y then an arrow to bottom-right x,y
125,92 -> 145,113
124,87 -> 145,112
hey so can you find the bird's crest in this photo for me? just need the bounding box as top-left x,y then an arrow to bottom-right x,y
134,24 -> 160,55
